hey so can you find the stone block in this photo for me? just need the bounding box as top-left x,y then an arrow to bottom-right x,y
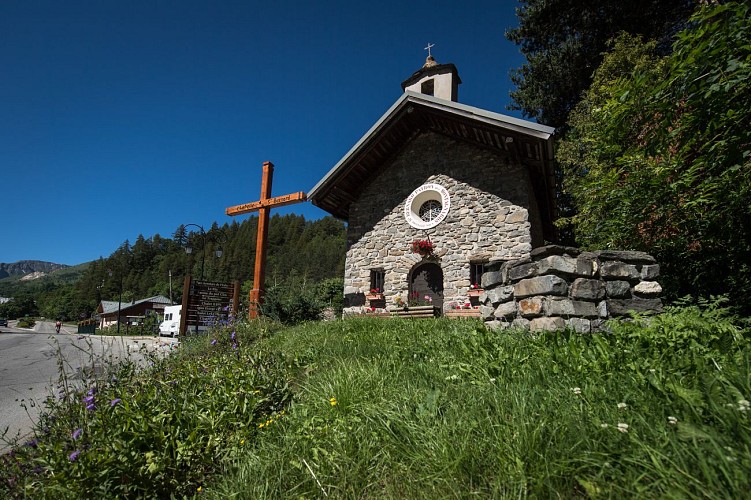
481,270 -> 505,289
530,317 -> 566,332
606,298 -> 663,317
519,297 -> 544,318
480,305 -> 496,321
514,275 -> 568,298
535,255 -> 579,277
597,301 -> 608,318
508,262 -> 538,282
485,285 -> 514,305
511,317 -> 531,330
485,320 -> 511,332
570,278 -> 606,301
600,262 -> 640,282
634,281 -> 663,296
494,301 -> 517,319
576,252 -> 599,277
640,264 -> 660,280
566,318 -> 591,333
595,250 -> 656,264
605,280 -> 632,298
545,298 -> 598,318
530,245 -> 581,259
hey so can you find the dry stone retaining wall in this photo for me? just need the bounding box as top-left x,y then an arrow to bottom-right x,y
479,245 -> 663,332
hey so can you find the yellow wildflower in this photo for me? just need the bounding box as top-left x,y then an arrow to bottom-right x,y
330,397 -> 338,407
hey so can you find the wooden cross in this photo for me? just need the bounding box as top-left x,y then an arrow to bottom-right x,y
225,161 -> 307,318
424,42 -> 435,57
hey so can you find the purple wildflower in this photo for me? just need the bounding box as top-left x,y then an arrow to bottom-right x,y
230,331 -> 236,341
83,395 -> 95,404
86,403 -> 96,411
210,339 -> 217,346
72,428 -> 82,440
69,450 -> 80,462
110,398 -> 121,407
25,438 -> 39,448
232,342 -> 238,350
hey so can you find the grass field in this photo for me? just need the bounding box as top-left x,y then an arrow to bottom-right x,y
2,301 -> 750,498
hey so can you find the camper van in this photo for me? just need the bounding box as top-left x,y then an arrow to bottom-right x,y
159,305 -> 182,337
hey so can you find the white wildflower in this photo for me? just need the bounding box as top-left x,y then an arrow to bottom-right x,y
738,399 -> 750,412
600,423 -> 609,428
571,387 -> 582,395
667,416 -> 678,425
617,423 -> 629,433
617,402 -> 628,410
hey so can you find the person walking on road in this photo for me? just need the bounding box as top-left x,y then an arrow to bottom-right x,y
55,320 -> 61,334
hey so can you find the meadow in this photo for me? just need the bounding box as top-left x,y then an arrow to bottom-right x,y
2,299 -> 749,498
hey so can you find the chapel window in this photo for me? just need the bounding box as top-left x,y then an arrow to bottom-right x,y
421,78 -> 435,96
370,269 -> 385,293
470,262 -> 485,288
419,200 -> 442,223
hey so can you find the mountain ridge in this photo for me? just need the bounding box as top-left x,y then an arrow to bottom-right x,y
0,260 -> 69,280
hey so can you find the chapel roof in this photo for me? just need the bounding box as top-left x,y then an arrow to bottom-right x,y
308,91 -> 557,238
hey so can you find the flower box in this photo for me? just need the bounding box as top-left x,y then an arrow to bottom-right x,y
365,293 -> 384,301
444,309 -> 481,319
467,289 -> 484,298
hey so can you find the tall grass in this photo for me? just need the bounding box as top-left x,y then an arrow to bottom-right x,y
210,303 -> 750,498
2,301 -> 749,498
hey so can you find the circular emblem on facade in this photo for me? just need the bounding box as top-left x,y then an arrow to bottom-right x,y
404,183 -> 451,229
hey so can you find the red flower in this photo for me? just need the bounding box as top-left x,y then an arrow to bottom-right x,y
410,239 -> 435,255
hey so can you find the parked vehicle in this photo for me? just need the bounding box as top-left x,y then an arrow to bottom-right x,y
0,318 -> 8,327
159,305 -> 182,337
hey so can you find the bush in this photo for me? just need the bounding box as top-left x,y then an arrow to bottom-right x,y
16,317 -> 35,328
259,277 -> 325,324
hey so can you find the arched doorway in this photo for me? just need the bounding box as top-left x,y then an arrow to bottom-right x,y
409,262 -> 444,312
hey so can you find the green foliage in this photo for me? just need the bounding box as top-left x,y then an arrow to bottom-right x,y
2,304 -> 751,497
506,0 -> 693,129
259,276 -> 326,324
208,306 -> 751,498
0,296 -> 38,320
558,2 -> 751,306
0,215 -> 345,323
0,319 -> 290,498
16,317 -> 35,328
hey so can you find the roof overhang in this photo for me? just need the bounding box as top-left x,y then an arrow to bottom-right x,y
309,92 -> 557,238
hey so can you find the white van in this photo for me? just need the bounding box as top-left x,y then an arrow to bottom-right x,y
159,305 -> 182,337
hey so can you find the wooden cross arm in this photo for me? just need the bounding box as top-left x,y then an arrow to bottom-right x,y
226,191 -> 307,216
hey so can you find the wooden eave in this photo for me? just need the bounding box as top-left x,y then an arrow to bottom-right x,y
309,92 -> 557,239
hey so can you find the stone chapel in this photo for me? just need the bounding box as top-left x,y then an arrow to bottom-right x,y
308,55 -> 558,316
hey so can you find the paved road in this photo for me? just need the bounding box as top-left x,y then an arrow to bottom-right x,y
0,321 -> 178,453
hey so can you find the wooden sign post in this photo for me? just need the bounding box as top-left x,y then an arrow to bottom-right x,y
225,161 -> 307,318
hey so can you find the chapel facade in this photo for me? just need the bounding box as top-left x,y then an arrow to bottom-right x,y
309,55 -> 557,315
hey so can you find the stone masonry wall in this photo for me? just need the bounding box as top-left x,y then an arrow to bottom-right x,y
343,131 -> 542,314
479,245 -> 663,332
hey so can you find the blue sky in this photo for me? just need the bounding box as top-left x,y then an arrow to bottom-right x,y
1,0 -> 528,266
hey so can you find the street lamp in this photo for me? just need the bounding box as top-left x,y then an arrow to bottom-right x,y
183,224 -> 225,280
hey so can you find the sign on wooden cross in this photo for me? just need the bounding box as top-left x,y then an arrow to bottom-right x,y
225,161 -> 307,318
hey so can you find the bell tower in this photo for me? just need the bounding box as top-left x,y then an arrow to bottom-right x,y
401,44 -> 461,102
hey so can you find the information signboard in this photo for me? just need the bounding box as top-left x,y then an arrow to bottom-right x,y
180,277 -> 239,334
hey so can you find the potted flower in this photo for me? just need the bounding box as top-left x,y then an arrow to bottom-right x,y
410,239 -> 435,257
467,283 -> 483,298
365,287 -> 384,301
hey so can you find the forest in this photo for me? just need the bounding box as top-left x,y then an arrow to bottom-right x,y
508,0 -> 750,310
0,214 -> 346,321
